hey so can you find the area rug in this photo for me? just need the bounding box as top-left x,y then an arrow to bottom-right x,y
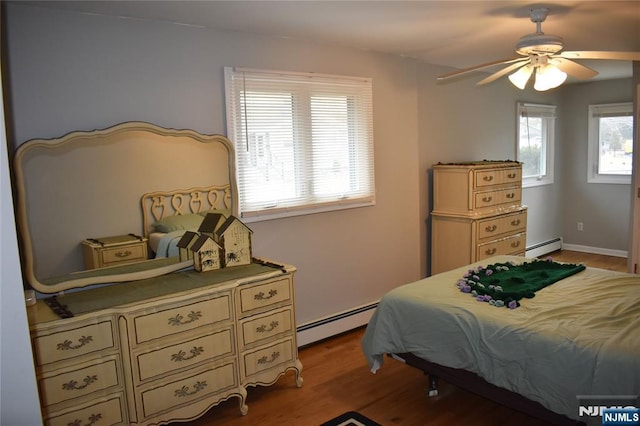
321,411 -> 381,426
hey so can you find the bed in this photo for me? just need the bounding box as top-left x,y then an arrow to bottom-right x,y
140,185 -> 232,258
361,255 -> 640,425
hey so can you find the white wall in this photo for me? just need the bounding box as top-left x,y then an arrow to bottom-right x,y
1,66 -> 42,424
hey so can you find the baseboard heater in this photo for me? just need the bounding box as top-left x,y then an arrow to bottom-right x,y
525,237 -> 563,258
296,302 -> 378,347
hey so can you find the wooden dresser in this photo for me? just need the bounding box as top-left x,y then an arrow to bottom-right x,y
430,161 -> 527,274
27,261 -> 302,425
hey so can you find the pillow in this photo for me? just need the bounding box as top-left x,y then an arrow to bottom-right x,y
152,214 -> 204,233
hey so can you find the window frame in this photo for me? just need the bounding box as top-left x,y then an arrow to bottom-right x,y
587,102 -> 633,185
516,102 -> 556,188
224,67 -> 375,222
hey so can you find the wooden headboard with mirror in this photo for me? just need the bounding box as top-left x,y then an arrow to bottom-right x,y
13,121 -> 238,293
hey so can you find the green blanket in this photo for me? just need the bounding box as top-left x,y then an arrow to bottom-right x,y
456,259 -> 586,308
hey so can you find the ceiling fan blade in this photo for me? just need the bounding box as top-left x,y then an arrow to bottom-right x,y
559,51 -> 640,61
552,57 -> 599,79
437,57 -> 528,81
477,61 -> 529,86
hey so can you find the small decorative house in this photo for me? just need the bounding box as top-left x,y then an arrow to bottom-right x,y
198,212 -> 227,239
215,215 -> 253,267
190,234 -> 223,272
176,231 -> 200,262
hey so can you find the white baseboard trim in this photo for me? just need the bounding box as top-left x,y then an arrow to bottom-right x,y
561,243 -> 627,258
526,237 -> 563,258
296,302 -> 378,347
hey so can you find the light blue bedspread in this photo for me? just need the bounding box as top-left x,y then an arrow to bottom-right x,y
361,255 -> 640,420
154,230 -> 187,258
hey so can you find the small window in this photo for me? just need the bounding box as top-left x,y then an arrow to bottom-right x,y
588,102 -> 633,184
516,103 -> 556,187
225,68 -> 375,221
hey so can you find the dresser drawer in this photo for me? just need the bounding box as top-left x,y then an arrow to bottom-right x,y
477,210 -> 527,241
237,278 -> 292,316
475,167 -> 521,188
33,320 -> 115,366
136,328 -> 234,382
241,338 -> 295,379
100,243 -> 147,266
45,393 -> 125,426
477,233 -> 526,260
82,236 -> 148,270
239,307 -> 294,349
141,362 -> 237,418
134,294 -> 232,344
473,187 -> 521,210
39,357 -> 121,407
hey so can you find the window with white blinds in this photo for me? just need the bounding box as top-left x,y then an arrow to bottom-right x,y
224,68 -> 375,221
587,102 -> 633,184
516,102 -> 556,187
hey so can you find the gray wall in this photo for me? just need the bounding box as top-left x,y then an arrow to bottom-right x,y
416,63 -> 562,269
1,4 -> 634,421
560,78 -> 634,252
4,4 -> 421,326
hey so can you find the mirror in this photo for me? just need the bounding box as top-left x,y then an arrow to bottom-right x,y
13,122 -> 238,293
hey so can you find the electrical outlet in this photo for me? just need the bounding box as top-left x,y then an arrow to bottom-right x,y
577,222 -> 584,231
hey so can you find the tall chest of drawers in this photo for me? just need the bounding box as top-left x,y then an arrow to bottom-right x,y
27,261 -> 302,425
430,161 -> 527,274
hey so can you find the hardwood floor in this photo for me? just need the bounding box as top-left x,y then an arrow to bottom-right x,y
543,249 -> 628,272
189,250 -> 627,426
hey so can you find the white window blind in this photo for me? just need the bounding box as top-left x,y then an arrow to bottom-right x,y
225,68 -> 375,221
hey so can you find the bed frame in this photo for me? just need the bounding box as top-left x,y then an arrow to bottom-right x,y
140,184 -> 233,238
393,353 -> 583,425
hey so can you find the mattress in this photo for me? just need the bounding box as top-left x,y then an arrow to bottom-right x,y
361,255 -> 640,420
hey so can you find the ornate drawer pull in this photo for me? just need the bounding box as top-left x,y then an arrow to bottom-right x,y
68,412 -> 103,426
62,375 -> 98,391
174,380 -> 207,397
506,193 -> 515,199
171,346 -> 204,362
257,321 -> 280,334
511,241 -> 521,248
485,248 -> 497,255
57,336 -> 93,351
254,289 -> 278,301
115,250 -> 132,258
257,351 -> 280,365
168,311 -> 202,326
511,219 -> 521,226
483,176 -> 494,181
485,225 -> 497,232
508,173 -> 517,179
482,196 -> 493,203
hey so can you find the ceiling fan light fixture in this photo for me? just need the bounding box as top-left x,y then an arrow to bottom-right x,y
515,33 -> 564,56
508,65 -> 534,89
533,64 -> 567,91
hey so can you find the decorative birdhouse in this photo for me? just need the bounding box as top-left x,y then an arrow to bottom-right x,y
190,234 -> 223,272
176,231 -> 199,262
198,212 -> 227,239
215,215 -> 253,267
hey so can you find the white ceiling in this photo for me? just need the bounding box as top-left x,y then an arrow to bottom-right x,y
13,1 -> 640,82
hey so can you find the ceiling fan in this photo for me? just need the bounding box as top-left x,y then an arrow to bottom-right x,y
437,7 -> 640,91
